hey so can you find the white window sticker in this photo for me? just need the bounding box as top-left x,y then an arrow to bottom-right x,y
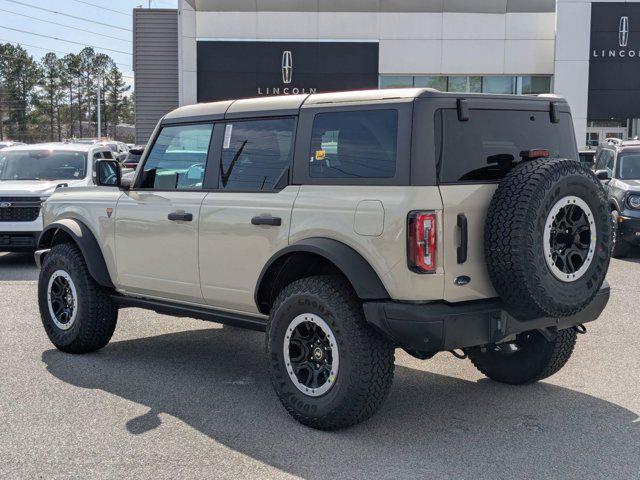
223,124 -> 233,149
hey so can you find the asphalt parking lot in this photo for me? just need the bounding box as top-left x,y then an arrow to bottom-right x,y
0,253 -> 638,480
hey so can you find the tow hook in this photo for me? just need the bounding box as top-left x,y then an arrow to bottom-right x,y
449,349 -> 468,359
573,324 -> 587,334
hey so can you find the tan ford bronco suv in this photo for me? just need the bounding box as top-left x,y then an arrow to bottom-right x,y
35,89 -> 611,430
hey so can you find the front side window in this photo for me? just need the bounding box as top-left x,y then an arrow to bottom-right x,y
618,153 -> 640,179
139,123 -> 213,190
436,109 -> 578,183
0,150 -> 87,181
309,110 -> 398,179
220,118 -> 295,191
605,151 -> 615,176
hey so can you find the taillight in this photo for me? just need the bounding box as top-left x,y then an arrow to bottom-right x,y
407,211 -> 437,274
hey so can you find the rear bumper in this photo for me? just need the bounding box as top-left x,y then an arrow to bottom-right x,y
0,231 -> 40,252
363,282 -> 610,353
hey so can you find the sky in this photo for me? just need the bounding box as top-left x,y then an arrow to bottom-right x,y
0,0 -> 178,88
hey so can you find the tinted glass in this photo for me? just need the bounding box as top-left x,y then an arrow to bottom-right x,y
0,150 -> 87,180
482,76 -> 515,94
309,110 -> 397,179
103,150 -> 114,159
437,109 -> 578,183
618,154 -> 640,179
605,151 -> 615,176
140,124 -> 213,190
414,76 -> 447,90
379,76 -> 413,88
220,118 -> 295,191
97,161 -> 119,186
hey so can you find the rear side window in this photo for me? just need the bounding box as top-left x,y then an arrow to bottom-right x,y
220,118 -> 296,191
140,123 -> 213,190
309,110 -> 397,179
436,109 -> 577,183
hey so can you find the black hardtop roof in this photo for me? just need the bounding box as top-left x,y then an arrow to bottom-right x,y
162,88 -> 567,124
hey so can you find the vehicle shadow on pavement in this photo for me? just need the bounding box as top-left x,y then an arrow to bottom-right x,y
42,325 -> 639,479
0,253 -> 38,281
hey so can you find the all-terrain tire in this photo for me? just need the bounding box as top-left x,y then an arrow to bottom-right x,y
485,158 -> 611,320
611,210 -> 632,258
38,243 -> 118,353
267,275 -> 395,430
466,328 -> 577,385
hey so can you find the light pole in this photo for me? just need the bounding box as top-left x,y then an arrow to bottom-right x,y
97,75 -> 101,139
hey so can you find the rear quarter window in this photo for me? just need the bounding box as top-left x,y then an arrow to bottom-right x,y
309,109 -> 398,179
436,109 -> 578,183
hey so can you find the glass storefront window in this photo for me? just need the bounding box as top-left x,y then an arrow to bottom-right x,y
378,75 -> 552,95
447,76 -> 468,92
482,76 -> 515,94
519,76 -> 551,94
379,76 -> 413,89
414,76 -> 447,90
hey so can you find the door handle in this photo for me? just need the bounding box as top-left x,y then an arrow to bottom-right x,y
251,215 -> 282,226
457,213 -> 468,264
168,211 -> 193,222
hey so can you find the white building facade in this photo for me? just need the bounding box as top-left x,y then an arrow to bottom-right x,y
133,1 -> 640,146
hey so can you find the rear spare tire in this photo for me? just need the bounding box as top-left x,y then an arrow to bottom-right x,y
485,158 -> 610,320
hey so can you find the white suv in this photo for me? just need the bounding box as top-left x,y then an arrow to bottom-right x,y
0,143 -> 114,252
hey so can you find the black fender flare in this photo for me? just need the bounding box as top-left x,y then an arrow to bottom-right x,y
255,237 -> 390,312
37,219 -> 115,289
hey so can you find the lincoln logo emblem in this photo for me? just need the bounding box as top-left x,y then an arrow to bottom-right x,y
620,16 -> 629,47
282,50 -> 292,84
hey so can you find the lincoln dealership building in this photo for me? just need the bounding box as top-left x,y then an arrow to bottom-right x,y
133,0 -> 640,148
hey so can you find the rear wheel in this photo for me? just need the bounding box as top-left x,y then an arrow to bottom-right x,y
267,276 -> 394,430
466,329 -> 577,385
38,243 -> 118,353
611,210 -> 632,258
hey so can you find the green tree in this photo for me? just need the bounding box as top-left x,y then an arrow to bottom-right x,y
0,43 -> 41,141
105,65 -> 130,139
40,52 -> 66,141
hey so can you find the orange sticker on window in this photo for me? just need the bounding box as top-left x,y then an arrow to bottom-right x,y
315,149 -> 326,161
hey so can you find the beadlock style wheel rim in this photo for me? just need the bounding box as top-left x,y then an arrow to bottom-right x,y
543,196 -> 596,283
283,313 -> 339,397
47,270 -> 78,330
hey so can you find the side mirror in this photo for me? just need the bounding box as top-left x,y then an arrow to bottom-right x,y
95,159 -> 122,187
594,169 -> 610,181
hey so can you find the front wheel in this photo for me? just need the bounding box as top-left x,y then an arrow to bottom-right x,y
611,210 -> 632,258
465,328 -> 577,385
267,276 -> 395,430
38,243 -> 118,353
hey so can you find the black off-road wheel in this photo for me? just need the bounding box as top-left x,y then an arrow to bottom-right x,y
485,158 -> 611,320
267,275 -> 395,430
466,328 -> 577,385
38,243 -> 118,354
611,210 -> 632,258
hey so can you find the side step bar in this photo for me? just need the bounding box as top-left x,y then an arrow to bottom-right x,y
111,295 -> 268,332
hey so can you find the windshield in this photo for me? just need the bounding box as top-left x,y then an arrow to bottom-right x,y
618,154 -> 640,180
0,150 -> 87,181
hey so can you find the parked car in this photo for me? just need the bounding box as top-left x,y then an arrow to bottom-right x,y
0,141 -> 25,150
579,148 -> 596,165
593,140 -> 640,257
0,142 -> 115,252
34,89 -> 610,430
121,145 -> 144,170
98,141 -> 129,162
